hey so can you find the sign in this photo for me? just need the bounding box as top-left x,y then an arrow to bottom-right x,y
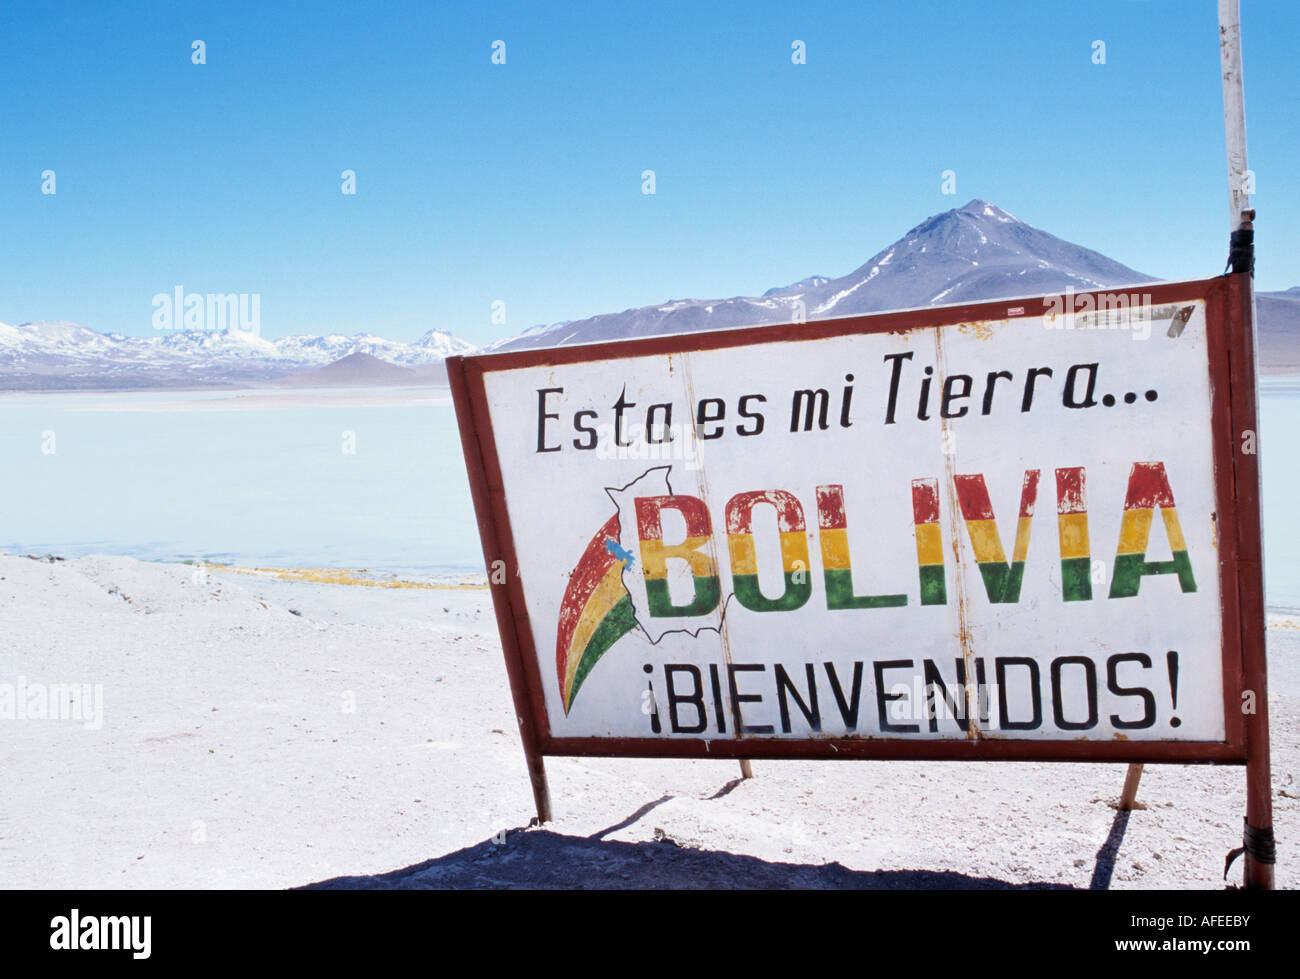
448,276 -> 1262,779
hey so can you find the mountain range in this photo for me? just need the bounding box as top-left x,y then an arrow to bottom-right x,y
0,322 -> 473,391
3,199 -> 1295,389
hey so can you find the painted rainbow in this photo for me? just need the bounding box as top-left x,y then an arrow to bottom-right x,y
555,515 -> 637,713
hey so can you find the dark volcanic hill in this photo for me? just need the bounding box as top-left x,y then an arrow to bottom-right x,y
274,351 -> 429,387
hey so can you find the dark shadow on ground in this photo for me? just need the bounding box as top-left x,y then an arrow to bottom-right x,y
588,794 -> 675,838
1090,808 -> 1132,890
301,826 -> 1077,890
705,777 -> 747,801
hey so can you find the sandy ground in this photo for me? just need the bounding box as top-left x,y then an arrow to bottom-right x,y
0,552 -> 1295,890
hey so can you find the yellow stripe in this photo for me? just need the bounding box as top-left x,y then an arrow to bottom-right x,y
965,518 -> 1007,564
780,529 -> 811,574
914,523 -> 944,566
1056,512 -> 1090,560
727,534 -> 757,575
820,528 -> 851,571
729,531 -> 810,575
1160,508 -> 1189,553
639,535 -> 713,578
563,566 -> 627,702
1118,507 -> 1188,556
1117,508 -> 1153,556
1011,515 -> 1034,564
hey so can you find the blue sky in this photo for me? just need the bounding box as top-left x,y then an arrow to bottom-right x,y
3,0 -> 1296,345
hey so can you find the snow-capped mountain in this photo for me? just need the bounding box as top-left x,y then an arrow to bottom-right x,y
153,327 -> 282,361
763,275 -> 831,297
489,200 -> 1158,351
270,329 -> 470,367
0,320 -> 128,360
0,321 -> 476,391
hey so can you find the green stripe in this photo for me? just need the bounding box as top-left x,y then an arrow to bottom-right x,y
568,594 -> 637,709
976,560 -> 1027,604
645,575 -> 721,617
732,571 -> 812,612
918,564 -> 946,606
1108,551 -> 1197,599
1060,556 -> 1093,602
823,569 -> 907,609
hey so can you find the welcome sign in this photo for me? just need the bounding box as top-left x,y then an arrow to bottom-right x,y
448,277 -> 1257,765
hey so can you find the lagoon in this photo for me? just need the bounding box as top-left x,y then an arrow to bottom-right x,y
1,381 -> 1296,610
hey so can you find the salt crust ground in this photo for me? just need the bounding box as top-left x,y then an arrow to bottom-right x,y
1,553 -> 1295,889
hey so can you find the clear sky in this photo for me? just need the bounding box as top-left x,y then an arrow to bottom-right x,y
3,0 -> 1296,345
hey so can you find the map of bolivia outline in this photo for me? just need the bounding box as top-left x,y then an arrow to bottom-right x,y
555,465 -> 727,714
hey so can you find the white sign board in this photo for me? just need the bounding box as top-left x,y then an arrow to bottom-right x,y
453,281 -> 1246,758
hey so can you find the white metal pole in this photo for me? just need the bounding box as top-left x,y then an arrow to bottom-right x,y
1218,0 -> 1252,231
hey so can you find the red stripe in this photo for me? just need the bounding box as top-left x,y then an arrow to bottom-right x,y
1123,461 -> 1176,510
636,495 -> 712,540
815,485 -> 847,530
555,514 -> 621,690
911,478 -> 940,525
724,490 -> 805,534
953,474 -> 995,521
1018,470 -> 1041,518
634,498 -> 665,540
1055,467 -> 1087,515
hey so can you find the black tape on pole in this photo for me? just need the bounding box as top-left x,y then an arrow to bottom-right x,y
1224,815 -> 1277,880
1225,226 -> 1255,275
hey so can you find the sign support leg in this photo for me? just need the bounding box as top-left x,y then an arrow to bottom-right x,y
739,759 -> 753,780
524,748 -> 553,824
1117,763 -> 1143,811
1244,732 -> 1273,888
